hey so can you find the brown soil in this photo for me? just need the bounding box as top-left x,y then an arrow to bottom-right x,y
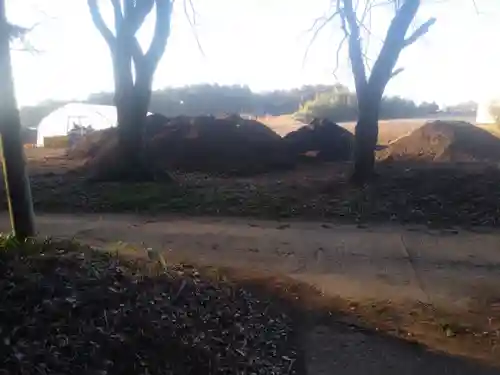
68,115 -> 364,178
6,154 -> 500,229
71,115 -> 294,177
283,118 -> 354,162
378,121 -> 500,163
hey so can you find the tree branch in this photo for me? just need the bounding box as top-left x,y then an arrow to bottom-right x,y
184,0 -> 205,56
8,24 -> 30,40
368,0 -> 421,94
130,36 -> 145,68
110,0 -> 124,33
87,0 -> 116,51
108,0 -> 149,80
390,67 -> 404,79
126,0 -> 155,36
341,0 -> 368,94
332,33 -> 347,80
302,10 -> 340,67
403,17 -> 436,47
144,0 -> 172,70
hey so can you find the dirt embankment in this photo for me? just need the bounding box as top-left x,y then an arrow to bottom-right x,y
378,120 -> 500,164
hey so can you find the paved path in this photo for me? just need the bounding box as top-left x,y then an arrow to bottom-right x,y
5,213 -> 499,308
1,214 -> 499,374
306,322 -> 499,374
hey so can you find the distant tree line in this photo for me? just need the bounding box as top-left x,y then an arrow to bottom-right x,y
20,83 -> 473,132
87,84 -> 334,118
19,84 -> 327,130
294,83 -> 440,123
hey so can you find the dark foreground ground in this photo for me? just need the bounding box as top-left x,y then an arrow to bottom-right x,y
0,238 -> 499,374
8,157 -> 500,230
1,154 -> 500,372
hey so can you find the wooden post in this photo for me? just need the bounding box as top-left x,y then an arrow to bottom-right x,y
0,0 -> 35,240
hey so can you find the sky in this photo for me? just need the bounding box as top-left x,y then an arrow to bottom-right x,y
6,0 -> 500,108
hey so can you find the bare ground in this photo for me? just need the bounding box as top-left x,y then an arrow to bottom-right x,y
15,154 -> 500,230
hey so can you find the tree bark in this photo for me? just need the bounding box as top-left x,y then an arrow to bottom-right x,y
0,0 -> 35,240
351,92 -> 381,185
113,93 -> 150,181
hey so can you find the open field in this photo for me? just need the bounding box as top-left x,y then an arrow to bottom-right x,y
257,114 -> 481,144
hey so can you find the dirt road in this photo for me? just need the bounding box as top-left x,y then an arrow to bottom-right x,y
1,214 -> 499,374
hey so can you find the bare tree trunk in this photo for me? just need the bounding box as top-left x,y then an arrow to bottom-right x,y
94,54 -> 164,181
0,0 -> 35,240
107,79 -> 170,182
114,95 -> 148,181
351,92 -> 380,185
335,0 -> 435,185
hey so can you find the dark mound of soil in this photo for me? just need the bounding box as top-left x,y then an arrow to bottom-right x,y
0,239 -> 296,375
149,115 -> 293,175
378,121 -> 500,163
73,114 -> 294,176
144,113 -> 191,137
283,118 -> 354,162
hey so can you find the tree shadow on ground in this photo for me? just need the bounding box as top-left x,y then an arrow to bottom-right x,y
222,268 -> 500,375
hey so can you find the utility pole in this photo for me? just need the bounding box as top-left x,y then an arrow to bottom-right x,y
0,0 -> 35,240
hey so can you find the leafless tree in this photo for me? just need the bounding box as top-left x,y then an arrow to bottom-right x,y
311,0 -> 435,184
87,0 -> 173,181
0,0 -> 36,240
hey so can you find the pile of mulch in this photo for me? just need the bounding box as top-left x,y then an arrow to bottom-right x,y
70,114 -> 294,176
11,161 -> 500,228
0,239 -> 297,375
283,118 -> 354,162
377,121 -> 500,163
148,114 -> 293,175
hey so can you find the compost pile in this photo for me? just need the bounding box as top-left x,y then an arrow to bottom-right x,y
71,114 -> 294,176
0,240 -> 296,375
377,120 -> 500,163
283,118 -> 354,162
148,114 -> 293,175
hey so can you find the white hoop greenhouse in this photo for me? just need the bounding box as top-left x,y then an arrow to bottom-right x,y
36,103 -> 119,146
